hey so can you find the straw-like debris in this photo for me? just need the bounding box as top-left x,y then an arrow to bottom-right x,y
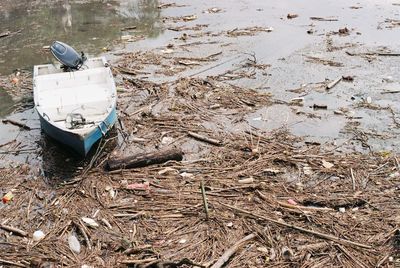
1,4 -> 399,267
0,58 -> 399,266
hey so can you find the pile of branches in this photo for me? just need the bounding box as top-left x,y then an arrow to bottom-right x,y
0,70 -> 399,267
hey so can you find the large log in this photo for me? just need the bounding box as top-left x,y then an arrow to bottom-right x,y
106,148 -> 183,171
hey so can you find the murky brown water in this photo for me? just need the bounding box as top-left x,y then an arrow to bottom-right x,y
1,0 -> 400,166
0,0 -> 162,75
0,0 -> 163,114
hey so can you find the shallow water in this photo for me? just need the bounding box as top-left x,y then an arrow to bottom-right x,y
1,0 -> 400,166
0,0 -> 162,75
0,0 -> 163,113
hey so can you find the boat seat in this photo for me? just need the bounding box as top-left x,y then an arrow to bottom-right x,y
37,82 -> 112,121
45,100 -> 111,122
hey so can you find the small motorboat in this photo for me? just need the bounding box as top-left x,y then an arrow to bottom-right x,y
33,41 -> 117,155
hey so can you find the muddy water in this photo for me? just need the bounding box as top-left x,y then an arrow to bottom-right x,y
0,0 -> 162,114
0,0 -> 162,75
1,0 -> 400,168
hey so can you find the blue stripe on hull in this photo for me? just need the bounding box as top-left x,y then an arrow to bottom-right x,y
38,108 -> 117,156
82,108 -> 118,155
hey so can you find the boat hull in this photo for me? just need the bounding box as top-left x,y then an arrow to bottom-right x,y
38,108 -> 117,156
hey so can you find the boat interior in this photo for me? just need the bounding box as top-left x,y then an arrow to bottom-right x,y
34,59 -> 116,132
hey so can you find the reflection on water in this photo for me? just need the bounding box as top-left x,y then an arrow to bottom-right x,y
0,0 -> 161,117
0,0 -> 162,76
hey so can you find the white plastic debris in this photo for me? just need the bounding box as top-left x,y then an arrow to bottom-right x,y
68,234 -> 81,254
105,186 -> 116,199
82,217 -> 99,228
161,48 -> 174,54
366,96 -> 372,104
161,136 -> 174,145
257,246 -> 269,253
179,172 -> 194,178
290,97 -> 304,105
179,238 -> 187,244
269,248 -> 276,261
339,207 -> 346,213
382,76 -> 394,83
238,177 -> 254,184
303,166 -> 313,175
32,230 -> 45,241
226,222 -> 233,227
322,160 -> 334,169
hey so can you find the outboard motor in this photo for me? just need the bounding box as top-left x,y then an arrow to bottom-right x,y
50,41 -> 87,71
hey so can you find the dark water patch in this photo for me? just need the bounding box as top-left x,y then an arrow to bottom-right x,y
38,126 -> 118,184
0,88 -> 14,117
0,0 -> 163,76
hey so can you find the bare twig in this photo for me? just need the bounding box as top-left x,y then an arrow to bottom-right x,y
188,131 -> 222,146
1,119 -> 31,130
200,180 -> 209,220
119,257 -> 157,264
326,77 -> 342,90
350,168 -> 356,191
220,202 -> 371,249
336,244 -> 368,268
0,258 -> 26,267
0,224 -> 28,237
210,233 -> 256,268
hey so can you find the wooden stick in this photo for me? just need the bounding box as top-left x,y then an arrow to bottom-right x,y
381,90 -> 400,94
0,258 -> 26,267
310,17 -> 338,21
120,257 -> 157,264
220,202 -> 371,249
336,244 -> 368,268
276,200 -> 333,211
26,192 -> 33,219
297,242 -> 329,251
200,181 -> 209,220
350,168 -> 356,191
188,131 -> 222,146
210,233 -> 256,268
376,254 -> 389,267
0,224 -> 27,237
0,139 -> 16,148
376,53 -> 400,56
257,190 -> 333,211
101,218 -> 113,229
326,77 -> 342,90
113,212 -> 144,218
106,148 -> 183,171
1,119 -> 31,130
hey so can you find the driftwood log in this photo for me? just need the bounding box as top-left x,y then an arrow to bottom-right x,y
106,148 -> 183,171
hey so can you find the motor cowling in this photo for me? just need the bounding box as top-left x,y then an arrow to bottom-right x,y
50,41 -> 86,70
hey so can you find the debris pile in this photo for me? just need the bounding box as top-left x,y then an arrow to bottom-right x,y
1,2 -> 400,267
0,65 -> 399,267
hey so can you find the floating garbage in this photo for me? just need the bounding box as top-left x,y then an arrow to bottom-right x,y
68,234 -> 81,254
81,217 -> 99,228
2,192 -> 14,204
33,230 -> 45,241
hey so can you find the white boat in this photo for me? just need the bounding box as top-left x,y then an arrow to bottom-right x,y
33,57 -> 117,155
